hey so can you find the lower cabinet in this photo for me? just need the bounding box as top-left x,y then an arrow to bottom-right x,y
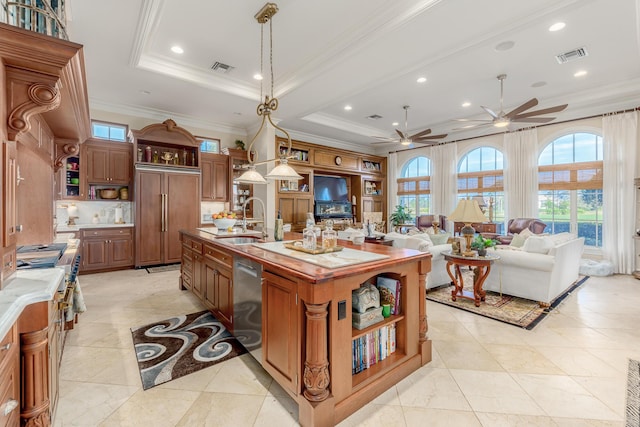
179,234 -> 233,331
80,227 -> 134,273
0,323 -> 20,427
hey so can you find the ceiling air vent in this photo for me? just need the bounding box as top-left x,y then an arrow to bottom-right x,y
555,47 -> 588,64
366,114 -> 383,120
211,61 -> 234,74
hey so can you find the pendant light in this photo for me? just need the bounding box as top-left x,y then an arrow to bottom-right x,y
236,3 -> 302,184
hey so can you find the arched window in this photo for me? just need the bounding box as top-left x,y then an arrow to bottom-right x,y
397,156 -> 431,216
457,147 -> 504,233
538,132 -> 603,247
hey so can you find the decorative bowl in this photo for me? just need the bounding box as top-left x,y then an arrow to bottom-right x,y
100,189 -> 119,199
213,218 -> 237,230
70,178 -> 79,185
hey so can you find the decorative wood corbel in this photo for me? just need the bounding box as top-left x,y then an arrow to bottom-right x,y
53,139 -> 80,172
7,82 -> 61,141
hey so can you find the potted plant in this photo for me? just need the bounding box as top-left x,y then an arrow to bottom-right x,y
389,205 -> 413,231
470,235 -> 496,256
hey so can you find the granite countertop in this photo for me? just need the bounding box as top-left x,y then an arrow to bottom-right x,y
0,267 -> 65,340
57,223 -> 134,232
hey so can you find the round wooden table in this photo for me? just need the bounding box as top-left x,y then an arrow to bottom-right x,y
443,251 -> 500,307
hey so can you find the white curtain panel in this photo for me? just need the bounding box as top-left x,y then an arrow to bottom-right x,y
602,111 -> 638,274
430,143 -> 458,231
387,151 -> 398,228
503,128 -> 539,220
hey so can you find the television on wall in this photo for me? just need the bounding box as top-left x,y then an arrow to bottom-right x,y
314,175 -> 349,202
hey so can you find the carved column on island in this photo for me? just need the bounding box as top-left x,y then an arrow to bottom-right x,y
418,258 -> 432,364
20,328 -> 51,427
302,301 -> 330,402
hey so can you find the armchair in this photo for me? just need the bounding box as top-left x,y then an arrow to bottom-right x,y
416,214 -> 447,233
496,218 -> 547,245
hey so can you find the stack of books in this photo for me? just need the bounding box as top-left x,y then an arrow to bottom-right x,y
352,324 -> 396,374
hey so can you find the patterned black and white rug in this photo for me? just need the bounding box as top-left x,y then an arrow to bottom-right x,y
131,310 -> 247,390
627,359 -> 640,427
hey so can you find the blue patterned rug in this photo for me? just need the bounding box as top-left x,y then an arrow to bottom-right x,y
131,310 -> 247,390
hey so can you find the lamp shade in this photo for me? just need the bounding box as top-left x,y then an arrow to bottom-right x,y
265,159 -> 302,180
472,196 -> 487,209
235,166 -> 267,184
448,199 -> 487,223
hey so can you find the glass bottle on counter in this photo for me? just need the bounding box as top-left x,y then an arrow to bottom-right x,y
322,220 -> 337,250
303,214 -> 316,250
274,210 -> 284,241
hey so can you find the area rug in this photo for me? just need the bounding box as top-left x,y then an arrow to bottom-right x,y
627,359 -> 640,427
131,310 -> 247,390
146,263 -> 181,273
426,276 -> 589,330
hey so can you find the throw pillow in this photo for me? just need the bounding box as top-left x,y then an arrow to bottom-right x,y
522,235 -> 553,254
510,232 -> 527,248
518,227 -> 534,239
428,232 -> 450,246
406,227 -> 423,236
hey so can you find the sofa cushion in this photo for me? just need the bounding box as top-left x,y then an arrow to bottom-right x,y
428,232 -> 450,245
522,235 -> 554,254
493,248 -> 555,272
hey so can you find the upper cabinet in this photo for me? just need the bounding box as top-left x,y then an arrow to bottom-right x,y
85,139 -> 132,185
201,153 -> 229,202
129,119 -> 200,169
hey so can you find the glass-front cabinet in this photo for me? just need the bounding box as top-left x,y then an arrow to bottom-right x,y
229,148 -> 252,217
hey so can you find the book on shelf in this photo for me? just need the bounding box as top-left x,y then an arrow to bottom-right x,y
351,324 -> 397,374
376,276 -> 401,315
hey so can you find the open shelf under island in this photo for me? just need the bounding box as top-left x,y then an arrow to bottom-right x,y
178,230 -> 432,427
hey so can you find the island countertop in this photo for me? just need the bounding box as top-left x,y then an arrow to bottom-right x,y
180,229 -> 431,283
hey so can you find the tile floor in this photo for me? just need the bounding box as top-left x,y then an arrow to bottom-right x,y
54,269 -> 639,426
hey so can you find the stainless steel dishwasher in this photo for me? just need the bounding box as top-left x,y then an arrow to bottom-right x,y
233,255 -> 263,364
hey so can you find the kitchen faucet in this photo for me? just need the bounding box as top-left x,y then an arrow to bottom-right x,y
242,197 -> 268,239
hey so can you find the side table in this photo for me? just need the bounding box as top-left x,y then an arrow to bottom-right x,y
443,251 -> 500,307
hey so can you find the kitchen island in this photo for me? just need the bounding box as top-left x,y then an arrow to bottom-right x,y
179,229 -> 432,427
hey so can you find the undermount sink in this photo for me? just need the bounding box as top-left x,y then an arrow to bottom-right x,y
217,236 -> 263,245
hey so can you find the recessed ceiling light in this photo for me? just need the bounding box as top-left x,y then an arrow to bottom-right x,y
170,45 -> 184,54
253,73 -> 263,80
344,105 -> 352,111
392,122 -> 399,126
549,22 -> 566,32
416,77 -> 427,83
494,41 -> 515,52
574,70 -> 587,77
531,81 -> 547,88
462,101 -> 471,108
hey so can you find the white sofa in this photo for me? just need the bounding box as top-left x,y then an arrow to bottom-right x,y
384,231 -> 453,289
386,231 -> 585,305
483,233 -> 585,305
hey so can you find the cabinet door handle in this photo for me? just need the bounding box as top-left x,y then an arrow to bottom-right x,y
1,399 -> 18,416
0,343 -> 11,351
161,193 -> 167,232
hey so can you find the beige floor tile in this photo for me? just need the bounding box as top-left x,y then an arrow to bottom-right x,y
482,343 -> 565,375
552,418 -> 624,426
100,387 -> 201,427
175,392 -> 265,427
60,345 -> 143,386
55,380 -> 139,426
534,346 -> 622,377
337,402 -> 406,427
403,407 -> 482,427
156,362 -> 224,392
511,373 -> 622,420
475,412 -> 558,426
572,375 -> 627,418
460,321 -> 529,346
253,395 -> 299,427
203,353 -> 273,395
434,340 -> 505,371
450,369 -> 545,415
428,320 -> 479,342
396,366 -> 472,411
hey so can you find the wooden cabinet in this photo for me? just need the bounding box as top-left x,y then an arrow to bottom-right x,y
352,175 -> 386,224
0,323 -> 20,427
79,227 -> 134,272
203,244 -> 233,327
135,167 -> 200,267
229,149 -> 252,216
85,140 -> 132,185
277,167 -> 313,232
453,222 -> 496,235
261,270 -> 298,394
60,154 -> 83,199
2,141 -> 17,282
200,153 -> 229,202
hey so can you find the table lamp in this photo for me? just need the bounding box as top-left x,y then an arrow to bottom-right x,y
448,199 -> 487,256
67,203 -> 79,226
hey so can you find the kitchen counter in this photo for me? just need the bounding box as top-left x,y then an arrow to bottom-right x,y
0,267 -> 65,341
56,223 -> 134,233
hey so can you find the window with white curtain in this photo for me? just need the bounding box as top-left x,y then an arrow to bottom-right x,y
397,156 -> 431,216
538,132 -> 603,247
457,147 -> 505,232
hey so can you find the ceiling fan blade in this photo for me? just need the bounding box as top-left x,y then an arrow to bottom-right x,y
504,98 -> 538,119
481,106 -> 499,119
409,128 -> 432,139
512,104 -> 568,119
413,133 -> 448,141
395,129 -> 407,139
510,116 -> 556,124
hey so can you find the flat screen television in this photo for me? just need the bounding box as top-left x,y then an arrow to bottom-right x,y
314,175 -> 349,202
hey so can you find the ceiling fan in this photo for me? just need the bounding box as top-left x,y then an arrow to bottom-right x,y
373,105 -> 447,146
456,74 -> 568,130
